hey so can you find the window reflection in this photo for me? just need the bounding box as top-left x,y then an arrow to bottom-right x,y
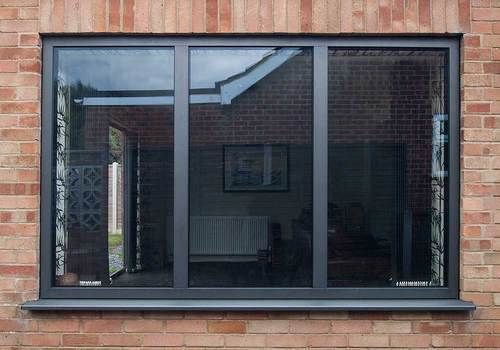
189,48 -> 313,287
54,48 -> 174,287
327,49 -> 448,287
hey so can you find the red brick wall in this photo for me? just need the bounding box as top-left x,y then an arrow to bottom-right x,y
0,0 -> 499,348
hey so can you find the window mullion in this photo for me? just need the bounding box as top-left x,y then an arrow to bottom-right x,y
312,45 -> 328,288
173,45 -> 189,288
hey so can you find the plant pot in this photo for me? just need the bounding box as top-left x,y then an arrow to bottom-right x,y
56,272 -> 79,286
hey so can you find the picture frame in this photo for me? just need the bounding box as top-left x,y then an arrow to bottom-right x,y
223,144 -> 289,192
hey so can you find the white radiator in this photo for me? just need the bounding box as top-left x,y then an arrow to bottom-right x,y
190,216 -> 269,259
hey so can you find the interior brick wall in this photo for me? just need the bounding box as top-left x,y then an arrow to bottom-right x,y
0,0 -> 499,348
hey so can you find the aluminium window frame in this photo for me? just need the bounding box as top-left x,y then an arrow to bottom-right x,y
38,36 -> 460,303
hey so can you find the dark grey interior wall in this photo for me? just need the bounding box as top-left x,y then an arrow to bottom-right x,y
189,145 -> 312,240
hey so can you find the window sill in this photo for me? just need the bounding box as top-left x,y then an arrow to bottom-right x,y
22,298 -> 475,311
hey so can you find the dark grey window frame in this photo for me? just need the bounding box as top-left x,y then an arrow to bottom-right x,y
25,35 -> 474,311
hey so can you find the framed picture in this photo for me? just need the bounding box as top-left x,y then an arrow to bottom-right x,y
223,144 -> 289,192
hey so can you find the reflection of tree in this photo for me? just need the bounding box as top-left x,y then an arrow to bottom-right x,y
430,61 -> 446,286
55,75 -> 70,275
109,128 -> 122,164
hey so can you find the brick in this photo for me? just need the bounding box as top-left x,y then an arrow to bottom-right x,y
0,264 -> 36,277
151,0 -> 165,32
219,0 -> 232,32
472,335 -> 500,347
108,0 -> 120,32
466,102 -> 490,113
312,0 -> 327,33
458,0 -> 471,32
206,0 -> 217,33
123,319 -> 163,332
0,48 -> 38,60
352,0 -> 364,32
373,321 -> 411,333
391,334 -> 432,347
405,0 -> 419,32
287,0 -> 300,33
63,334 -> 99,347
484,253 -> 500,264
82,319 -> 123,332
327,0 -> 340,32
463,211 -> 491,224
224,334 -> 266,347
0,7 -> 18,19
0,0 -> 38,4
135,0 -> 149,32
248,320 -> 289,333
0,318 -> 36,332
166,319 -> 207,332
414,321 -> 451,333
301,0 -> 312,32
99,334 -> 142,346
164,0 -> 177,32
332,320 -> 372,333
432,334 -> 472,347
432,0 -> 446,32
20,333 -> 60,346
464,34 -> 481,47
19,34 -> 38,46
392,0 -> 404,32
485,62 -> 500,73
208,320 -> 246,333
348,334 -> 389,347
418,0 -> 431,32
473,8 -> 500,20
290,320 -> 330,333
143,333 -> 183,347
260,0 -> 272,32
184,334 -> 224,347
64,0 -> 80,32
19,59 -> 40,73
272,0 -> 287,33
192,0 -> 206,33
307,334 -> 347,347
266,334 -> 307,347
19,7 -> 38,19
123,0 -> 134,32
39,0 -> 52,32
0,61 -> 16,73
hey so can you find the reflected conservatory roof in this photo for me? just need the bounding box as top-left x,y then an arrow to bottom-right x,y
78,48 -> 302,107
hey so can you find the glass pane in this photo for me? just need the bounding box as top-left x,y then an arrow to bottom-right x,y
189,47 -> 313,287
53,48 -> 174,287
327,49 -> 448,287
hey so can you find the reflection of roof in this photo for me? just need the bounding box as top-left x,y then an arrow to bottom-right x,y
79,48 -> 302,107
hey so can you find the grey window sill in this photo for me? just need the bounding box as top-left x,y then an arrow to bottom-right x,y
22,298 -> 475,311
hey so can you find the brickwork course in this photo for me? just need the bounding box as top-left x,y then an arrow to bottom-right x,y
0,0 -> 499,348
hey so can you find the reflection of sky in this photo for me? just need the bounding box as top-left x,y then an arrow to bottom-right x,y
58,49 -> 174,91
190,48 -> 274,89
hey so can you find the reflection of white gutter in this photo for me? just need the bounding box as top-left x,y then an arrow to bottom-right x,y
81,96 -> 172,106
220,48 -> 301,105
189,94 -> 221,104
80,94 -> 221,106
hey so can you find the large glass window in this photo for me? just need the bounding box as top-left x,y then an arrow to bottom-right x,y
53,48 -> 175,287
189,48 -> 313,287
41,38 -> 459,304
327,49 -> 448,288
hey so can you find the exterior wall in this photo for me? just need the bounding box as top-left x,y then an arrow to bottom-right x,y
0,0 -> 498,348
